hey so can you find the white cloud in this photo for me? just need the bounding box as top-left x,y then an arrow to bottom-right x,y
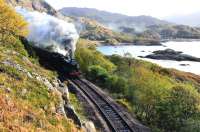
45,0 -> 200,18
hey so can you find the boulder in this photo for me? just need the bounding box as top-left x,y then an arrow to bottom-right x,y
5,87 -> 12,93
83,121 -> 97,132
21,89 -> 27,97
56,83 -> 69,102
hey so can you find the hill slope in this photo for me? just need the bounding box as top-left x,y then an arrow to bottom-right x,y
6,0 -> 57,15
0,1 -> 84,131
0,38 -> 82,131
59,7 -> 200,40
59,7 -> 170,32
6,0 -> 72,21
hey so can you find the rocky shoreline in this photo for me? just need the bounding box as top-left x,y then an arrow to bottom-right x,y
101,41 -> 162,46
161,38 -> 200,43
133,39 -> 162,46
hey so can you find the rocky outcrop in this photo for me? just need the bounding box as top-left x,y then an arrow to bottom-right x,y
6,0 -> 72,21
1,59 -> 83,127
143,49 -> 200,62
83,121 -> 96,132
6,0 -> 57,16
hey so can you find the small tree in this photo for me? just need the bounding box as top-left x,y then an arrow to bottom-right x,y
155,86 -> 200,131
0,0 -> 28,44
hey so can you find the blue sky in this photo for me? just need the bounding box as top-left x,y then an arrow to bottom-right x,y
45,0 -> 200,18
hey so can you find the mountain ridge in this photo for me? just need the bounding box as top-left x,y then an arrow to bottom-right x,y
59,7 -> 171,32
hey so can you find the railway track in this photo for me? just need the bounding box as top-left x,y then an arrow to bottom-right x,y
71,78 -> 150,132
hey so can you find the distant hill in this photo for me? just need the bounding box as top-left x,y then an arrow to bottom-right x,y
59,7 -> 170,32
59,7 -> 200,40
166,13 -> 200,27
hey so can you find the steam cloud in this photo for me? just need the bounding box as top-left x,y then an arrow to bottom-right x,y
16,7 -> 79,58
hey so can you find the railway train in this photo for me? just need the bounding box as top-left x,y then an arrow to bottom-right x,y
21,38 -> 81,78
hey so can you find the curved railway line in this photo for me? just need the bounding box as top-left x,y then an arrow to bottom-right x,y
70,78 -> 150,132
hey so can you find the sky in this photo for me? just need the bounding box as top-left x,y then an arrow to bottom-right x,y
45,0 -> 200,18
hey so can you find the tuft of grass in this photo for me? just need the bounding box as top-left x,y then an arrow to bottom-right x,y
69,93 -> 87,121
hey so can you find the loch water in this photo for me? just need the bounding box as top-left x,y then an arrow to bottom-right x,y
97,41 -> 200,75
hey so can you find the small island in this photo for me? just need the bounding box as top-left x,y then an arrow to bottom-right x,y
142,48 -> 200,62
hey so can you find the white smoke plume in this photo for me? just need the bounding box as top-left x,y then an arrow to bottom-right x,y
16,7 -> 79,58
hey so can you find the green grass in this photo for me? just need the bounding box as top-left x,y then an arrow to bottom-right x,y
69,93 -> 87,121
75,39 -> 200,131
0,38 -> 82,131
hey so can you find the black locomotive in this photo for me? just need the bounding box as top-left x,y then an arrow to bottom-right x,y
21,38 -> 81,78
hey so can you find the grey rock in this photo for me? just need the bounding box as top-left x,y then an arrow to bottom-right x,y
27,72 -> 33,78
180,64 -> 190,66
32,72 -> 39,77
21,89 -> 27,96
58,86 -> 69,101
52,79 -> 60,88
43,105 -> 48,111
56,101 -> 66,117
65,104 -> 82,127
83,121 -> 97,132
144,48 -> 200,62
5,87 -> 12,93
42,78 -> 54,90
2,60 -> 28,73
36,76 -> 42,82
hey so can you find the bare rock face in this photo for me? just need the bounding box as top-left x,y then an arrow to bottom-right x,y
56,98 -> 66,116
6,0 -> 72,21
56,83 -> 70,102
6,0 -> 58,16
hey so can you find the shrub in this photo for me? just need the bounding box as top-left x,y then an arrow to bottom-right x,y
75,39 -> 116,73
155,86 -> 200,131
0,0 -> 28,44
87,65 -> 110,83
76,39 -> 200,131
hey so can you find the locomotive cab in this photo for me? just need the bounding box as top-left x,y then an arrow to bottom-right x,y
61,58 -> 81,78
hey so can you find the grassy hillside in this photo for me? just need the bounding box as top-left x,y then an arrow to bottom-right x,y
60,7 -> 200,40
0,38 -> 82,131
147,24 -> 200,39
73,17 -> 161,45
75,39 -> 200,132
74,17 -> 135,45
0,1 -> 82,131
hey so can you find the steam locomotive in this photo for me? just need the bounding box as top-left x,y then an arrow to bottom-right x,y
21,38 -> 81,78
43,51 -> 81,78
